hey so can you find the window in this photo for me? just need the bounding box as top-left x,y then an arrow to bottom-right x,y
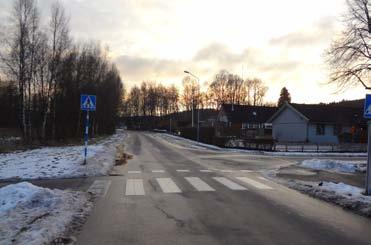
316,124 -> 325,135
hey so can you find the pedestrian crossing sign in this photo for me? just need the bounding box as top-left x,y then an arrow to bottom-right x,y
364,94 -> 371,118
81,94 -> 96,111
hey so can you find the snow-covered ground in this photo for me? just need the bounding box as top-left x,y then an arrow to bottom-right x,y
286,180 -> 371,217
155,133 -> 367,157
300,159 -> 367,173
154,133 -> 223,151
0,130 -> 125,180
0,182 -> 92,244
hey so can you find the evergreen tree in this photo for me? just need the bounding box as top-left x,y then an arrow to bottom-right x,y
277,87 -> 291,107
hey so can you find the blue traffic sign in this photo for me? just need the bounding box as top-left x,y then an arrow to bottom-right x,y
81,94 -> 96,111
364,94 -> 371,118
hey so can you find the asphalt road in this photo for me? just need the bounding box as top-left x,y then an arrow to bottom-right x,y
74,131 -> 371,245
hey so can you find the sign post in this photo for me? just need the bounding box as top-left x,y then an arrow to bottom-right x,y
80,94 -> 96,165
363,94 -> 371,195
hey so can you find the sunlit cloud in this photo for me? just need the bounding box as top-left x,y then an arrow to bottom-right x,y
0,0 -> 365,103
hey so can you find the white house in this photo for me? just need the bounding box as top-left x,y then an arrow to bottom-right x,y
267,102 -> 366,144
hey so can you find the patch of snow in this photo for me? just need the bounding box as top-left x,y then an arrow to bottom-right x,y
321,182 -> 370,202
285,180 -> 371,216
0,182 -> 92,244
156,133 -> 367,157
155,133 -> 222,151
0,130 -> 126,180
265,151 -> 367,157
300,159 -> 366,173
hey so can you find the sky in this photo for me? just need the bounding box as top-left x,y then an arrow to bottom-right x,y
0,0 -> 366,103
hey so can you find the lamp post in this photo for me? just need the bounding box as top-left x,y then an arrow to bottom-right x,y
184,70 -> 200,142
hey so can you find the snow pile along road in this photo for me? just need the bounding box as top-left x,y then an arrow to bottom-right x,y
300,159 -> 366,173
0,182 -> 92,244
288,180 -> 371,217
0,130 -> 125,180
154,133 -> 222,151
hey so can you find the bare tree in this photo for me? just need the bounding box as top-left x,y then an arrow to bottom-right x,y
326,0 -> 371,89
181,75 -> 201,111
48,0 -> 70,140
0,0 -> 39,142
209,70 -> 229,107
247,78 -> 268,106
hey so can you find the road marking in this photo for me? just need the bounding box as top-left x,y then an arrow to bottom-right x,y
236,177 -> 273,190
128,171 -> 141,174
240,170 -> 254,173
200,169 -> 213,173
156,178 -> 182,193
212,177 -> 247,190
220,170 -> 234,173
185,177 -> 215,192
152,170 -> 165,173
176,169 -> 190,172
125,179 -> 145,196
88,180 -> 111,197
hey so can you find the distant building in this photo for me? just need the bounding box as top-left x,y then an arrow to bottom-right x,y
216,104 -> 277,139
267,102 -> 366,144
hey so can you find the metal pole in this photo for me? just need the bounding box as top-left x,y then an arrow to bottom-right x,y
192,102 -> 194,127
366,121 -> 371,195
83,110 -> 90,165
197,108 -> 200,142
170,118 -> 172,133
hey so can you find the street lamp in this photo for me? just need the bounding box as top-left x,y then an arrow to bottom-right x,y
184,70 -> 200,142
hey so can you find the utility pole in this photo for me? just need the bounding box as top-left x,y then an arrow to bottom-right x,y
192,98 -> 194,128
169,118 -> 172,133
184,70 -> 200,141
197,108 -> 200,142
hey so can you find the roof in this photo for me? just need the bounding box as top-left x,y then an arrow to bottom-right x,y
220,104 -> 277,124
268,102 -> 366,125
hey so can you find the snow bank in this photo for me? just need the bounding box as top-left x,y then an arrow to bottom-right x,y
265,151 -> 367,157
287,180 -> 371,217
0,182 -> 92,244
0,130 -> 125,180
156,133 -> 222,151
156,133 -> 367,157
321,182 -> 370,200
300,159 -> 366,173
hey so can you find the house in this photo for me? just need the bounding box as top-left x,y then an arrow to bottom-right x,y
216,104 -> 277,138
267,102 -> 367,144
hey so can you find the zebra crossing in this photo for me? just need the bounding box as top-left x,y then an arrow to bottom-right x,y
126,169 -> 257,174
123,175 -> 273,196
87,170 -> 274,198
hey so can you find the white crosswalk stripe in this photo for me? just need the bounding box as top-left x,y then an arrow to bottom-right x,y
240,170 -> 254,173
156,178 -> 182,193
176,169 -> 190,172
200,169 -> 213,173
220,170 -> 234,173
236,177 -> 273,190
185,177 -> 215,192
126,179 -> 145,195
128,171 -> 141,174
152,170 -> 165,173
212,177 -> 247,190
88,180 -> 111,197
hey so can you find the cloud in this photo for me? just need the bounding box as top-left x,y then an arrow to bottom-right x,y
269,17 -> 336,48
114,55 -> 186,84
